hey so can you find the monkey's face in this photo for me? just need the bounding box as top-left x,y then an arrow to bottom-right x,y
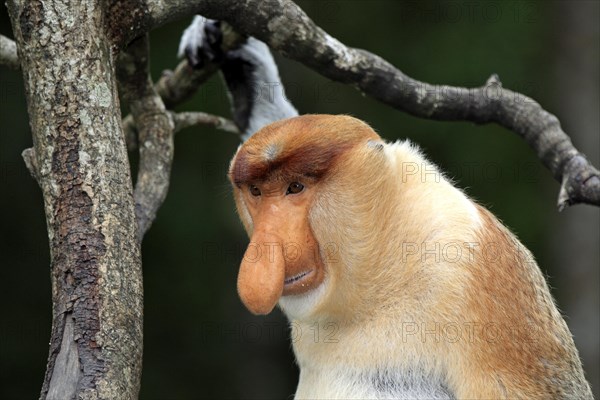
232,177 -> 326,315
229,114 -> 380,316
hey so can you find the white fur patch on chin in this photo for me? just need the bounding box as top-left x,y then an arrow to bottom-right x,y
279,278 -> 328,321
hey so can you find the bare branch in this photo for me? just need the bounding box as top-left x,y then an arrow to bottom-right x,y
172,111 -> 240,134
117,35 -> 174,241
121,114 -> 139,152
155,60 -> 218,109
122,111 -> 239,151
0,34 -> 19,70
127,0 -> 600,209
121,20 -> 242,153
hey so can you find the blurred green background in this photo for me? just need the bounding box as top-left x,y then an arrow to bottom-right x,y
1,1 -> 598,398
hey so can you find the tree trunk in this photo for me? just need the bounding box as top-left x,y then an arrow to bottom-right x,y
7,1 -> 143,398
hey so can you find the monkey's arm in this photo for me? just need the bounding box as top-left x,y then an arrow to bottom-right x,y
178,16 -> 298,140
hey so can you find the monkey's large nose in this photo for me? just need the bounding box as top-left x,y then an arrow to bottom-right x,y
237,230 -> 285,315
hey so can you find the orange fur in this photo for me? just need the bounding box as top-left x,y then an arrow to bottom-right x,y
229,115 -> 593,399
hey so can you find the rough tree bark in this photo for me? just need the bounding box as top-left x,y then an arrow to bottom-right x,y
6,1 -> 142,399
116,35 -> 174,241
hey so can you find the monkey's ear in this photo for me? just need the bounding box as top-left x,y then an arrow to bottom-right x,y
178,16 -> 223,68
366,139 -> 385,152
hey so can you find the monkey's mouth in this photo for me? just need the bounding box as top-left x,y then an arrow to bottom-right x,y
285,270 -> 312,285
283,269 -> 315,295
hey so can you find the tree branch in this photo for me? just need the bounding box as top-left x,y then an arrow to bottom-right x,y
122,111 -> 239,151
123,0 -> 600,209
155,60 -> 218,109
172,111 -> 240,134
117,35 -> 175,241
120,20 -> 241,152
0,34 -> 19,69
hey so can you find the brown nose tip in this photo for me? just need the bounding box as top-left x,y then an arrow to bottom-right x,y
237,232 -> 285,315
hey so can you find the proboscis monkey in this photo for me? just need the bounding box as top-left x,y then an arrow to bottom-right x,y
228,114 -> 593,399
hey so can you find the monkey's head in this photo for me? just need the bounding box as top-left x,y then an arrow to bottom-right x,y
229,114 -> 389,319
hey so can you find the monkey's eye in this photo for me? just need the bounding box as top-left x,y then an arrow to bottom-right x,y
286,182 -> 304,195
249,185 -> 261,196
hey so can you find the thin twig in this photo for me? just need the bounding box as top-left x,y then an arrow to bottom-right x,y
122,111 -> 240,151
172,111 -> 240,134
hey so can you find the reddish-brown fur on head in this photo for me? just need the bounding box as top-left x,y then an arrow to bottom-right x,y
230,114 -> 380,187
